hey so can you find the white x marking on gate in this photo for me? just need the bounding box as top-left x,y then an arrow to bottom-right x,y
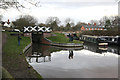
24,27 -> 29,32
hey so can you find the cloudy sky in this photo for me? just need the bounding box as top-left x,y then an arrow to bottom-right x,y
0,0 -> 119,24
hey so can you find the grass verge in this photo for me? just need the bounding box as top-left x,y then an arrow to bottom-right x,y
47,33 -> 83,44
2,32 -> 42,79
2,67 -> 13,79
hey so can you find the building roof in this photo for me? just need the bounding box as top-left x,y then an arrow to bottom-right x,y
1,22 -> 15,27
83,25 -> 105,28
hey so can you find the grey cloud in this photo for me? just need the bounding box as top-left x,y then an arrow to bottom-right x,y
42,2 -> 117,9
41,0 -> 116,3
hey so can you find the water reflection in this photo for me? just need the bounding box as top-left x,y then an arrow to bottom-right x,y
84,42 -> 120,54
84,42 -> 108,54
25,42 -> 119,64
25,43 -> 84,63
26,44 -> 54,63
69,50 -> 74,59
107,45 -> 120,55
25,43 -> 118,78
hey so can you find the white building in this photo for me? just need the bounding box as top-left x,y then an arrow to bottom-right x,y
2,19 -> 15,28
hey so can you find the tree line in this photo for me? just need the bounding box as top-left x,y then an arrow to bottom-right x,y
0,14 -> 119,32
0,0 -> 119,32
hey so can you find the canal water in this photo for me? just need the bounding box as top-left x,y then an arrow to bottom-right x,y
25,43 -> 119,78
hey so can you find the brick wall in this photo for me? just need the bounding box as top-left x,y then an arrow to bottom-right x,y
43,33 -> 52,38
24,33 -> 31,37
40,35 -> 51,44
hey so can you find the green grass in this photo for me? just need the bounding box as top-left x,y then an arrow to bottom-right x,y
47,33 -> 83,44
2,32 -> 42,79
2,67 -> 14,79
3,33 -> 30,55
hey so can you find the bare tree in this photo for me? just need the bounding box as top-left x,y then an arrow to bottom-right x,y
46,17 -> 60,25
112,16 -> 120,27
99,16 -> 109,25
45,17 -> 61,31
0,0 -> 41,10
65,18 -> 74,27
64,18 -> 75,31
90,20 -> 99,25
0,15 -> 3,21
13,15 -> 37,29
65,18 -> 74,24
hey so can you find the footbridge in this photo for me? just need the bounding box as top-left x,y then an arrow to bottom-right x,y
24,26 -> 52,44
